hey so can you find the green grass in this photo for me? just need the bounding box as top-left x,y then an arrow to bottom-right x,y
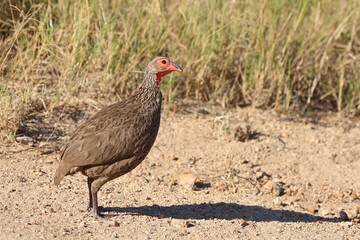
1,0 -> 360,139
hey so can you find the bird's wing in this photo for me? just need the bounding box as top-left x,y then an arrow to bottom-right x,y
60,100 -> 143,167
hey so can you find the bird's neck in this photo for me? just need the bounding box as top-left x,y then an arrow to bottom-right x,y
141,70 -> 160,89
136,71 -> 162,104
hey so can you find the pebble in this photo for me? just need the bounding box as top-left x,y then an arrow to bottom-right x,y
319,207 -> 331,216
79,221 -> 87,227
305,206 -> 316,214
273,197 -> 283,206
183,220 -> 195,228
120,202 -> 131,208
103,220 -> 120,227
28,219 -> 36,225
288,196 -> 301,202
240,219 -> 249,227
255,171 -> 264,178
169,154 -> 179,161
217,184 -> 227,192
171,219 -> 195,228
65,212 -> 73,217
340,221 -> 353,227
171,219 -> 183,228
272,181 -> 284,196
350,189 -> 358,198
16,136 -> 35,144
272,174 -> 282,179
178,173 -> 198,187
263,180 -> 273,190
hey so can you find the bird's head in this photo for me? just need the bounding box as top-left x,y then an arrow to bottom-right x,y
146,56 -> 183,85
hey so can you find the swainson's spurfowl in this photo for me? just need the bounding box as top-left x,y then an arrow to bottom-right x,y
54,57 -> 183,217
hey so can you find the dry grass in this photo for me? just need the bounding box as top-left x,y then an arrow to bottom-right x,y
1,0 -> 360,139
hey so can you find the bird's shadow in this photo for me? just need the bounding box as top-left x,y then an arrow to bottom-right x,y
101,202 -> 339,223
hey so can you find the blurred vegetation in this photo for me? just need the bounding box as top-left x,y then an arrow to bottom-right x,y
1,0 -> 360,139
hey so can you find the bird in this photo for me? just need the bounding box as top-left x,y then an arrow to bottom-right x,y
54,56 -> 183,218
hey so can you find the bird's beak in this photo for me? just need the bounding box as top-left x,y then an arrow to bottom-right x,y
169,62 -> 183,72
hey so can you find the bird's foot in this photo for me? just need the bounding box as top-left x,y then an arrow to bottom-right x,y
92,211 -> 110,221
87,206 -> 109,220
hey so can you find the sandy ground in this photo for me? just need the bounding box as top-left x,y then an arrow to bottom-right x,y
0,102 -> 360,239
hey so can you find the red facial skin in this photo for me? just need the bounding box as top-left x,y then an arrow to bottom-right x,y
155,58 -> 182,85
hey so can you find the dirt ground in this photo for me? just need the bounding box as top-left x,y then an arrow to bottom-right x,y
0,101 -> 360,239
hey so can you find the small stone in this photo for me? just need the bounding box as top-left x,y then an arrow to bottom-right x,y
8,187 -> 15,192
79,221 -> 87,227
350,189 -> 358,198
319,207 -> 331,216
272,181 -> 284,196
217,184 -> 227,192
239,219 -> 249,227
337,193 -> 344,199
28,219 -> 36,225
353,218 -> 360,224
272,174 -> 282,179
16,136 -> 35,144
306,206 -> 316,214
289,196 -> 301,202
62,228 -> 70,234
169,154 -> 179,161
255,171 -> 264,178
120,202 -> 130,208
104,220 -> 120,227
339,210 -> 349,221
171,219 -> 183,228
263,180 -> 273,190
182,220 -> 195,228
178,173 -> 198,187
273,197 -> 283,206
232,176 -> 239,184
340,221 -> 353,227
170,179 -> 177,186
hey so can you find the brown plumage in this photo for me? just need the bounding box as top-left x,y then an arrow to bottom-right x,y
54,57 -> 182,217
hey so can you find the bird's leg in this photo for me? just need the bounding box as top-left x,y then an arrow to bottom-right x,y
87,177 -> 94,210
87,179 -> 107,220
90,186 -> 105,218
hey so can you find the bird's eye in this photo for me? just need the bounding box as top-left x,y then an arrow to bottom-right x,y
161,60 -> 167,64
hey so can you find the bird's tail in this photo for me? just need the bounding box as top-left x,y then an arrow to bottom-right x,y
54,164 -> 81,185
54,164 -> 70,185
